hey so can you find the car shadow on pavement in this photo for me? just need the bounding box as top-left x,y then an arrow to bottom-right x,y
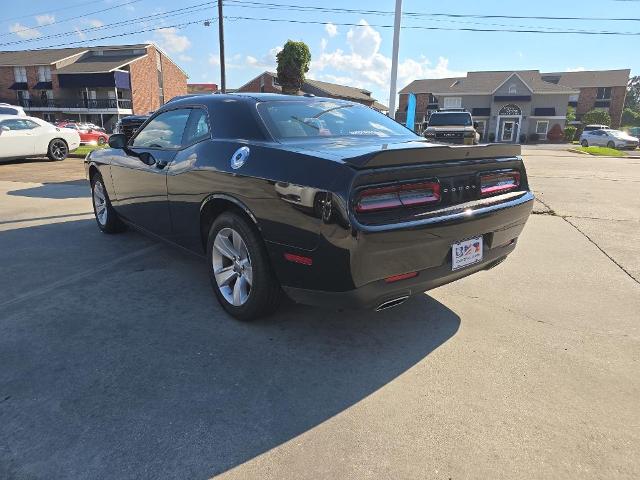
0,219 -> 461,480
7,180 -> 90,199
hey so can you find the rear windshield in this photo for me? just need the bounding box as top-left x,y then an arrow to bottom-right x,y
257,100 -> 414,140
428,112 -> 472,127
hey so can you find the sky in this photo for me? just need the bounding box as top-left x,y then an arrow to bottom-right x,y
2,0 -> 638,107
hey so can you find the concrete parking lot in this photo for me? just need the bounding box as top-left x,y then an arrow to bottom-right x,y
1,147 -> 639,479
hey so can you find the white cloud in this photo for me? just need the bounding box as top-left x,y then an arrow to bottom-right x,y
320,38 -> 327,51
325,23 -> 338,37
151,27 -> 191,53
35,14 -> 55,26
74,27 -> 87,40
86,19 -> 104,28
310,20 -> 464,92
209,54 -> 220,66
9,23 -> 41,39
566,66 -> 586,72
179,54 -> 193,62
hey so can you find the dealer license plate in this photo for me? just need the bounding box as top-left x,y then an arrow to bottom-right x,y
452,236 -> 483,270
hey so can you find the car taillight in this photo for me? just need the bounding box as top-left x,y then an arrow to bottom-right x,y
355,181 -> 440,213
479,170 -> 520,197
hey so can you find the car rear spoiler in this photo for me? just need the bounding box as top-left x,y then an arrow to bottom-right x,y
345,143 -> 522,169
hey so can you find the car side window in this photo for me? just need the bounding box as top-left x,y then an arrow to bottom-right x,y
182,108 -> 211,145
1,119 -> 31,130
132,109 -> 191,149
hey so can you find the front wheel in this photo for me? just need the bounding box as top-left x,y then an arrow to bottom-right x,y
606,141 -> 616,149
47,138 -> 68,161
207,212 -> 281,321
581,139 -> 589,147
91,173 -> 126,233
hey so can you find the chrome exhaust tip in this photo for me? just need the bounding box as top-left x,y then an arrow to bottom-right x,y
375,295 -> 410,312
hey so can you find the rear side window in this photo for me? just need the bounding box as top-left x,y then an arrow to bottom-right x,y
133,109 -> 190,149
182,108 -> 210,145
1,119 -> 38,130
0,107 -> 19,115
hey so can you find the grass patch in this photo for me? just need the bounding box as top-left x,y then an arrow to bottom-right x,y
69,144 -> 107,158
572,146 -> 627,157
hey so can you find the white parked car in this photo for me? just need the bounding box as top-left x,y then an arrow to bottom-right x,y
0,115 -> 81,162
0,103 -> 26,116
580,128 -> 639,150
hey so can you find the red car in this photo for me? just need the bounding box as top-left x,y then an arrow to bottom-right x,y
56,122 -> 109,145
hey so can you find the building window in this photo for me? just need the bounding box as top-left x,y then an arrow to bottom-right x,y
596,87 -> 611,100
16,90 -> 29,106
13,66 -> 27,83
536,120 -> 549,139
37,66 -> 52,82
260,75 -> 265,93
443,97 -> 462,109
272,75 -> 280,87
156,51 -> 164,105
508,84 -> 517,94
569,94 -> 579,102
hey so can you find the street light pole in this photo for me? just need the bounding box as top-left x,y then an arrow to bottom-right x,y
388,0 -> 402,119
218,0 -> 226,93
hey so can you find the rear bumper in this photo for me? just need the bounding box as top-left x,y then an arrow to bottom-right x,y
284,247 -> 513,310
280,191 -> 534,309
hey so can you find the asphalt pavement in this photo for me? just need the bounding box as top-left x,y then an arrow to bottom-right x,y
0,147 -> 638,479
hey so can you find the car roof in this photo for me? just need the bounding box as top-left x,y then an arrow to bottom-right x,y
164,92 -> 353,109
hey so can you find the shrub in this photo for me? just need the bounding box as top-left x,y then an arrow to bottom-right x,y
529,132 -> 539,142
622,107 -> 640,127
564,125 -> 577,142
582,109 -> 611,127
488,132 -> 496,142
519,133 -> 527,144
547,123 -> 564,142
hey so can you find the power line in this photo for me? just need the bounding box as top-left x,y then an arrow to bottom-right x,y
13,11 -> 640,52
224,0 -> 640,22
1,0 -> 145,39
0,0 -> 100,24
0,2 -> 215,47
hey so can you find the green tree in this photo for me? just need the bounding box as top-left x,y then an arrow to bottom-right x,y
582,109 -> 611,127
621,107 -> 640,127
566,105 -> 576,124
276,40 -> 311,95
624,76 -> 639,112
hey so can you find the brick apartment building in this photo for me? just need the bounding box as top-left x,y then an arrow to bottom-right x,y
0,44 -> 187,131
187,83 -> 218,94
237,71 -> 388,112
396,69 -> 630,142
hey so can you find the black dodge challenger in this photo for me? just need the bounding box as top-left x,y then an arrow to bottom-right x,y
86,93 -> 533,320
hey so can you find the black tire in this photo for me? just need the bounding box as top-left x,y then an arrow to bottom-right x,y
47,138 -> 68,161
207,211 -> 281,321
90,172 -> 126,234
606,141 -> 616,149
98,136 -> 107,146
581,139 -> 589,147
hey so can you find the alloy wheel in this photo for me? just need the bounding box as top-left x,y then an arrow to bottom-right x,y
92,180 -> 108,225
51,139 -> 67,160
212,227 -> 253,306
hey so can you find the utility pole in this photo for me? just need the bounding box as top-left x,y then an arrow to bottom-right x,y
218,0 -> 226,93
388,0 -> 402,119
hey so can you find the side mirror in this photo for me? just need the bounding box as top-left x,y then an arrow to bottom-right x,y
0,125 -> 9,134
108,133 -> 127,149
473,122 -> 479,129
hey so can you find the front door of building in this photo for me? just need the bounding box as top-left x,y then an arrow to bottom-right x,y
502,121 -> 515,142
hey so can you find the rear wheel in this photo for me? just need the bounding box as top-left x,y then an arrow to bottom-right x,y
607,141 -> 616,149
47,138 -> 68,161
91,173 -> 126,233
581,139 -> 589,147
207,212 -> 281,320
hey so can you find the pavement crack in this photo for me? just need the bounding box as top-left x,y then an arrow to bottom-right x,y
563,217 -> 639,285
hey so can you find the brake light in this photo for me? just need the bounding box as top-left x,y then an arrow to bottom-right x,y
479,171 -> 520,197
385,271 -> 418,283
355,181 -> 440,213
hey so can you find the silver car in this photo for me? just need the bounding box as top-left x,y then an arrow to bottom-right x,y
580,129 -> 639,150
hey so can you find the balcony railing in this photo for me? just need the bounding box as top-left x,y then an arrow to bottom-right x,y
2,98 -> 132,110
